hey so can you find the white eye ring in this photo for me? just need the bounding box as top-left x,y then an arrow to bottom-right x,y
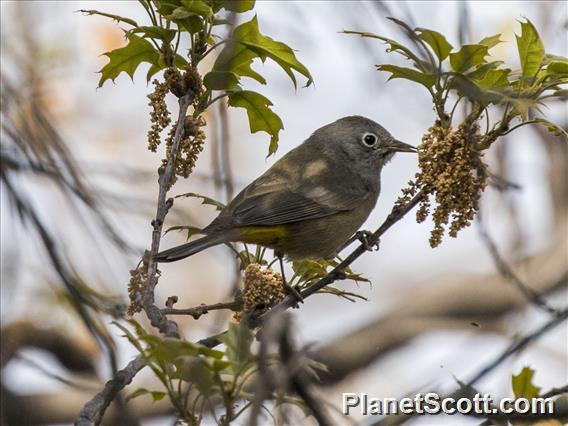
361,132 -> 378,147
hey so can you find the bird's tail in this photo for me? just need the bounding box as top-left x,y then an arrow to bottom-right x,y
153,233 -> 228,263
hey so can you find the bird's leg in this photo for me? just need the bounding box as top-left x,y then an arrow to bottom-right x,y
341,230 -> 380,252
276,250 -> 304,304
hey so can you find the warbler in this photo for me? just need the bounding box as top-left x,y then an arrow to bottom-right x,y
154,116 -> 415,262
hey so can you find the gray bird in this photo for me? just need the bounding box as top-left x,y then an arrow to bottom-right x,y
154,116 -> 415,262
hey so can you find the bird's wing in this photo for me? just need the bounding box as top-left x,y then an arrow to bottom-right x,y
209,171 -> 369,228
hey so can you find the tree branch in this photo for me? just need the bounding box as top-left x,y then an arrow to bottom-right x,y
477,210 -> 558,314
465,308 -> 568,388
75,355 -> 145,426
141,94 -> 193,338
162,300 -> 242,319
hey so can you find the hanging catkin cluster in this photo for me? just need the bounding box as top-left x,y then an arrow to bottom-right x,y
127,261 -> 161,316
147,80 -> 171,152
233,263 -> 286,322
146,65 -> 205,185
398,122 -> 488,247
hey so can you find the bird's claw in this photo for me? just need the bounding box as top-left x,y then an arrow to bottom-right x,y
285,283 -> 304,308
355,230 -> 380,252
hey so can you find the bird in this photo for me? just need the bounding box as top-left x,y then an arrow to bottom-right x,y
154,115 -> 415,264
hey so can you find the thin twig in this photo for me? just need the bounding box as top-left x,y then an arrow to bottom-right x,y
162,300 -> 243,319
477,211 -> 558,314
465,308 -> 568,388
75,355 -> 146,426
541,384 -> 568,399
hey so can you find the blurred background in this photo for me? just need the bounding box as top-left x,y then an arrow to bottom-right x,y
1,1 -> 566,425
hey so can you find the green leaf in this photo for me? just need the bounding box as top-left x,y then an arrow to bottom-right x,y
292,259 -> 328,283
467,61 -> 505,80
516,19 -> 545,78
512,366 -> 541,399
163,225 -> 203,240
449,44 -> 489,72
533,118 -> 568,141
146,53 -> 188,82
228,90 -> 283,155
79,9 -> 139,27
126,388 -> 167,402
223,0 -> 255,12
343,30 -> 430,72
98,33 -> 160,87
219,322 -> 254,373
224,16 -> 312,88
387,17 -> 436,69
175,192 -> 226,211
479,34 -> 504,49
203,70 -> 241,91
447,73 -> 503,105
178,357 -> 216,395
131,26 -> 177,44
547,61 -> 568,75
377,65 -> 436,89
211,44 -> 267,88
416,28 -> 453,61
476,69 -> 511,90
181,0 -> 214,17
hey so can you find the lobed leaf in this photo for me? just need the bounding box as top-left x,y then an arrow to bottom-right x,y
222,0 -> 255,12
212,16 -> 312,89
387,17 -> 436,69
343,30 -> 430,72
377,64 -> 436,89
449,44 -> 489,72
203,70 -> 242,91
447,73 -> 503,105
416,28 -> 453,61
131,26 -> 177,44
80,9 -> 139,27
516,19 -> 545,79
475,68 -> 511,90
228,90 -> 283,155
163,225 -> 203,240
512,366 -> 541,399
467,61 -> 505,80
98,33 -> 161,87
175,192 -> 226,211
478,34 -> 504,49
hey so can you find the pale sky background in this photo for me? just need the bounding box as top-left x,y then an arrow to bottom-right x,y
1,1 -> 566,425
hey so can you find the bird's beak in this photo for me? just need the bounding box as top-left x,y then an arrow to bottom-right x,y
388,139 -> 417,153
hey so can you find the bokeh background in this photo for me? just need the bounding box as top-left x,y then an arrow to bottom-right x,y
1,1 -> 566,425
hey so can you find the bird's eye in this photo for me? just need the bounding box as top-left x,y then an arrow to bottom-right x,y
362,133 -> 378,147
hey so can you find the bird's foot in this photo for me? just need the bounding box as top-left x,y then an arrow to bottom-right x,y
275,250 -> 304,308
355,230 -> 380,252
285,283 -> 304,308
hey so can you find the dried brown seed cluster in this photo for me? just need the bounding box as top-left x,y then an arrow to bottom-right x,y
147,80 -> 171,152
233,263 -> 286,322
127,262 -> 161,316
398,122 -> 487,247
